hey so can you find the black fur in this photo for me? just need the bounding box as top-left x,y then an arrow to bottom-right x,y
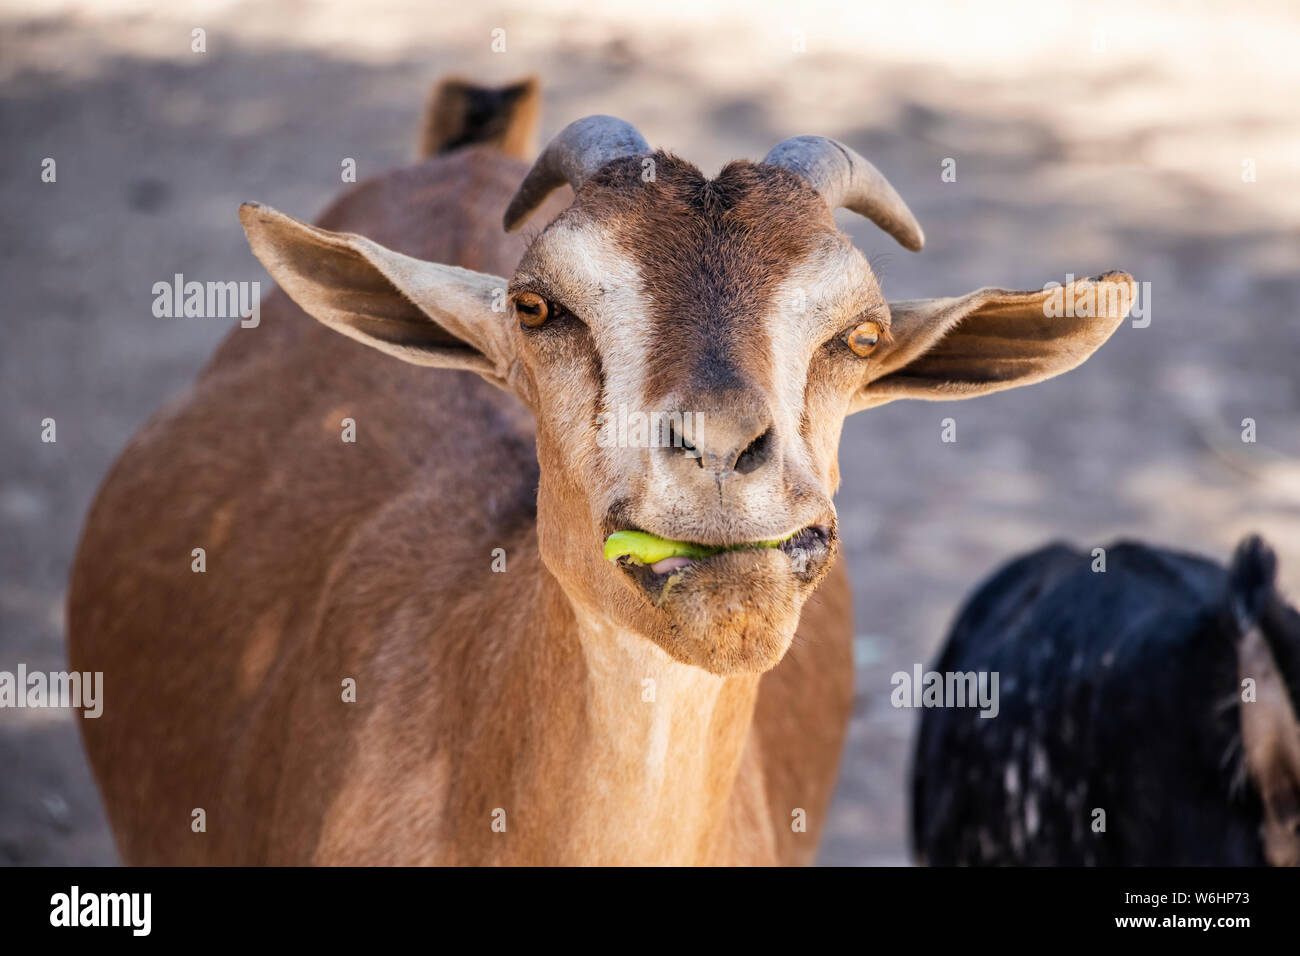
911,536 -> 1299,865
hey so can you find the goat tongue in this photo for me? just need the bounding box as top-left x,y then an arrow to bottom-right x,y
650,556 -> 694,574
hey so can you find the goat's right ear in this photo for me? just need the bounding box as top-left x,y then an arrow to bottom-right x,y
239,202 -> 519,392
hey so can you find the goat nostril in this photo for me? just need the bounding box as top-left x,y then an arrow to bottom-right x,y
668,419 -> 704,467
733,426 -> 774,476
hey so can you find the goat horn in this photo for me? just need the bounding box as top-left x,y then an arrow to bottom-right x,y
763,136 -> 924,252
503,115 -> 650,231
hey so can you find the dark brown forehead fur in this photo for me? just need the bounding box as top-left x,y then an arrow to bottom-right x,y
562,152 -> 841,406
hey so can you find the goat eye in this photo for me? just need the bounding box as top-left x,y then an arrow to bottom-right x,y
515,292 -> 549,328
846,320 -> 882,357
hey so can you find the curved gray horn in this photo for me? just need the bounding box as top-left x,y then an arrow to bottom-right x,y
763,136 -> 924,252
503,115 -> 650,231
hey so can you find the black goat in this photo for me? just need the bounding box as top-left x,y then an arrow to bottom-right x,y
911,535 -> 1300,865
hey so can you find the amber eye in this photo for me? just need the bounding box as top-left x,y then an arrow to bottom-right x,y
847,320 -> 882,357
515,292 -> 549,328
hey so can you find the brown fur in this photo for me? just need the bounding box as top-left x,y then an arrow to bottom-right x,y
568,154 -> 837,403
69,120 -> 851,867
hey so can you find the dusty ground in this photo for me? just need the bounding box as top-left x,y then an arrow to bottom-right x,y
2,0 -> 1298,865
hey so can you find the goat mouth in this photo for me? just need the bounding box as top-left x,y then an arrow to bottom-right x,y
607,523 -> 834,603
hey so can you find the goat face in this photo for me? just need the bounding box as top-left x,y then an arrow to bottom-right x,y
240,120 -> 1136,676
509,154 -> 878,672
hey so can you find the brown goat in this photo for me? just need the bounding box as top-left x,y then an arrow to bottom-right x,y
68,78 -> 1133,865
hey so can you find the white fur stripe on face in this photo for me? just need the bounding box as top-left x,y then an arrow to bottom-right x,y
766,242 -> 875,474
529,222 -> 657,512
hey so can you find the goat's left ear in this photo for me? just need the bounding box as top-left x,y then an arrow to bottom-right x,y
238,202 -> 520,394
854,272 -> 1134,411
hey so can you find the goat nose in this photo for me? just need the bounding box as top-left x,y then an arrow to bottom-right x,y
662,400 -> 776,479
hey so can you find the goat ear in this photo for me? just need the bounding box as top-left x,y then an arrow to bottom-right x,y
238,202 -> 518,391
1239,617 -> 1300,866
854,272 -> 1134,411
1232,536 -> 1300,867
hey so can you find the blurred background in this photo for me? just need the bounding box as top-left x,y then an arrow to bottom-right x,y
1,0 -> 1298,865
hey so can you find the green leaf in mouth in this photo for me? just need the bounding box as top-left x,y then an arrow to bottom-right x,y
602,529 -> 797,565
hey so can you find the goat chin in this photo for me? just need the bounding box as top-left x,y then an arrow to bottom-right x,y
639,547 -> 818,676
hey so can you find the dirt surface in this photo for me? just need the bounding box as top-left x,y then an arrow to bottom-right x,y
2,0 -> 1298,865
